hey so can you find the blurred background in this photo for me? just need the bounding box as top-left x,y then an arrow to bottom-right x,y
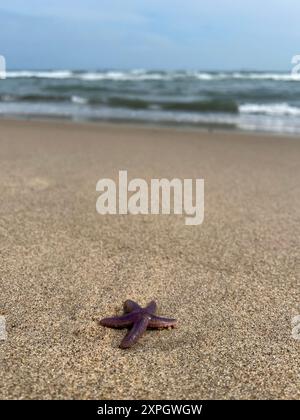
0,0 -> 300,133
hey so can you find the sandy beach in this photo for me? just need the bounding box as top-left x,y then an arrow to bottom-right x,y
0,119 -> 299,399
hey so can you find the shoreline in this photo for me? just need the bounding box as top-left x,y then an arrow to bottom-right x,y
0,115 -> 300,140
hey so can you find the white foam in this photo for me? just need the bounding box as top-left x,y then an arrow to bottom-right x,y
5,70 -> 300,82
193,73 -> 215,80
239,102 -> 300,116
194,72 -> 300,81
6,70 -> 73,79
79,71 -> 172,81
233,72 -> 300,81
71,95 -> 88,104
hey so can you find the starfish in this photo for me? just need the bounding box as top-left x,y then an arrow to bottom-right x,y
99,300 -> 177,349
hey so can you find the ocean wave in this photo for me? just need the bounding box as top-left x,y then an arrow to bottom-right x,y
0,93 -> 90,105
232,72 -> 300,81
0,94 -> 71,103
6,70 -> 73,79
2,91 -> 300,118
192,72 -> 300,81
5,70 -> 175,81
0,93 -> 238,113
160,99 -> 238,113
5,70 -> 300,82
2,101 -> 300,134
79,71 -> 174,81
104,98 -> 238,113
239,102 -> 300,116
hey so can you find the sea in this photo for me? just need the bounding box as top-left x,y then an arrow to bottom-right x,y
1,69 -> 300,134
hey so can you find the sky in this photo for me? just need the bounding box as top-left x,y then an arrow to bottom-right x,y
0,0 -> 299,70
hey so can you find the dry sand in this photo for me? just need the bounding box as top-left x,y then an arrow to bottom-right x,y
0,119 -> 299,399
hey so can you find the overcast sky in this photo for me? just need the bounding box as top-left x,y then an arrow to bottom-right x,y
0,0 -> 299,70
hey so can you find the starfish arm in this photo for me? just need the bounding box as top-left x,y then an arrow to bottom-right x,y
146,300 -> 157,314
99,312 -> 135,328
123,300 -> 141,313
120,316 -> 149,348
148,315 -> 177,328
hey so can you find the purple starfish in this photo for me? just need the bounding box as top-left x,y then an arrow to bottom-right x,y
99,300 -> 177,349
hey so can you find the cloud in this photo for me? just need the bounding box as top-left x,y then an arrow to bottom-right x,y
0,1 -> 299,70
